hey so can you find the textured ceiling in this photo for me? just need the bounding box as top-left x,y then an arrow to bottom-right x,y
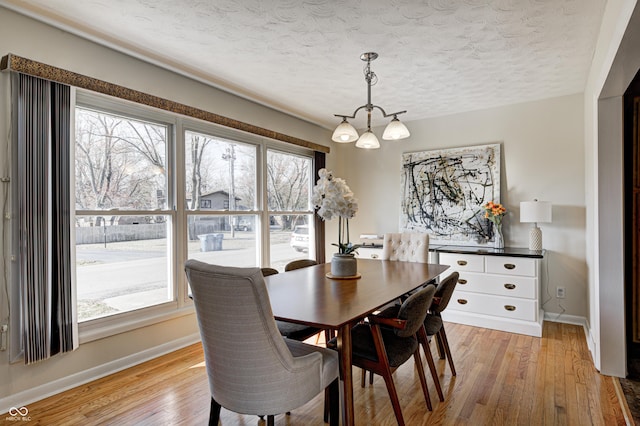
1,0 -> 606,130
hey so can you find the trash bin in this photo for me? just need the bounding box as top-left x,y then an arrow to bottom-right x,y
213,233 -> 223,251
198,233 -> 223,252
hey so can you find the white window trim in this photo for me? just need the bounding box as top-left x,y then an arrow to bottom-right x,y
74,90 -> 315,343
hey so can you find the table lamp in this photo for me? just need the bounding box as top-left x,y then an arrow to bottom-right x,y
520,199 -> 552,251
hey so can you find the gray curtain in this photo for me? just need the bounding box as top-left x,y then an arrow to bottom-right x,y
14,73 -> 76,364
313,151 -> 326,263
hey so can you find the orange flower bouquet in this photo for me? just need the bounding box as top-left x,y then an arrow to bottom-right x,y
483,201 -> 506,247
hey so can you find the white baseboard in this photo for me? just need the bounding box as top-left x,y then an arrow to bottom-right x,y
543,311 -> 588,328
544,311 -> 594,364
0,333 -> 201,415
442,310 -> 543,337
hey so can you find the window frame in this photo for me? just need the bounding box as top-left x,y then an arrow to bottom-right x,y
74,90 -> 317,343
75,91 -> 180,340
263,146 -> 317,264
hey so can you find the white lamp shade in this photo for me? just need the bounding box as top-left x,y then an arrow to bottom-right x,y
355,131 -> 380,149
331,121 -> 359,143
382,118 -> 410,140
520,200 -> 552,223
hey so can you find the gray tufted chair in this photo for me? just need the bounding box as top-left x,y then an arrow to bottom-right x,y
379,232 -> 432,304
381,232 -> 430,262
185,260 -> 339,426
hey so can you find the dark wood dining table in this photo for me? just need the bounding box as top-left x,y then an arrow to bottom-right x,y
264,259 -> 450,426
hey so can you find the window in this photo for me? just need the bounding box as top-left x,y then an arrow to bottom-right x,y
185,130 -> 258,267
266,150 -> 315,271
74,106 -> 172,322
73,93 -> 317,332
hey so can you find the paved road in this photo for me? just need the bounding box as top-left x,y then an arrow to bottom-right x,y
76,241 -> 308,302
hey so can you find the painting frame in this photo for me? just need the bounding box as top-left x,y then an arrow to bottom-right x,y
400,143 -> 501,246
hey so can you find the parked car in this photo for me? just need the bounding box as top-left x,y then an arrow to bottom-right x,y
234,220 -> 252,231
290,225 -> 309,252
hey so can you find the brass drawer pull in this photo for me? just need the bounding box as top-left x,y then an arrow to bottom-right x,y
457,260 -> 467,266
504,305 -> 516,311
458,279 -> 468,285
504,283 -> 516,290
504,263 -> 516,270
457,299 -> 468,305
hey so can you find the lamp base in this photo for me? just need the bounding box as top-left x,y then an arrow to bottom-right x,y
529,226 -> 542,251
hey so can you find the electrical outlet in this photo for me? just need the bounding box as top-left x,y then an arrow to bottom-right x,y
556,287 -> 566,299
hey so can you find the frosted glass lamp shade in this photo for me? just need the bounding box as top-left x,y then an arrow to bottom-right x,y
355,131 -> 380,149
520,200 -> 552,223
520,200 -> 552,251
331,120 -> 359,143
382,117 -> 411,140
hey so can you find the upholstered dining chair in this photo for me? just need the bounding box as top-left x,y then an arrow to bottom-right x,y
329,285 -> 436,425
260,267 -> 279,277
362,232 -> 444,403
423,271 -> 459,376
284,258 -> 319,271
379,232 -> 433,301
270,259 -> 327,342
184,260 -> 339,426
381,232 -> 430,263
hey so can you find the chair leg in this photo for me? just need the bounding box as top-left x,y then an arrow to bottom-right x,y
324,388 -> 329,422
439,327 -> 456,376
435,330 -> 445,359
361,368 -> 366,387
267,415 -> 275,426
325,328 -> 335,343
413,350 -> 433,411
209,397 -> 221,426
379,368 -> 405,426
419,328 -> 444,401
328,378 -> 340,426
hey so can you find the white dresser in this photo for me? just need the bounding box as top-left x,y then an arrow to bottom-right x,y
355,245 -> 439,263
435,247 -> 544,337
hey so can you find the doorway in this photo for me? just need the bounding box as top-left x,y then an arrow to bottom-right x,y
624,68 -> 640,379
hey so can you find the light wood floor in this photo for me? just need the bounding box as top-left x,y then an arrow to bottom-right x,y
6,322 -> 628,425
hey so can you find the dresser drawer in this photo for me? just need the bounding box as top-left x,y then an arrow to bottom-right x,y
439,253 -> 484,272
449,290 -> 538,322
356,247 -> 382,260
456,272 -> 537,299
485,256 -> 536,277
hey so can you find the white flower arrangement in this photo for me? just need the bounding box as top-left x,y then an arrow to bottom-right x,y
312,169 -> 360,254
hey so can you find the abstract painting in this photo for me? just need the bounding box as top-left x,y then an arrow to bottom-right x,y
400,143 -> 501,246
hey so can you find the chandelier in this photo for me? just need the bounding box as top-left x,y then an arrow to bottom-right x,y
331,52 -> 410,149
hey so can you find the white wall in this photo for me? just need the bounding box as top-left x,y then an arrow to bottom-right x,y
0,7 -> 331,410
330,94 -> 587,320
